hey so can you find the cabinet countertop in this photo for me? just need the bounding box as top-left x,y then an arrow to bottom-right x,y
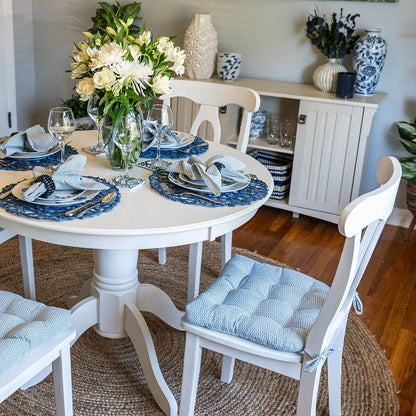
181,76 -> 387,109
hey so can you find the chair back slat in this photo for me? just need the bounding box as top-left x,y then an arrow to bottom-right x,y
161,79 -> 260,153
305,157 -> 401,354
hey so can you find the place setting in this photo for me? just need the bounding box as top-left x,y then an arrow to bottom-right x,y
150,153 -> 269,207
0,107 -> 78,171
137,104 -> 209,171
0,154 -> 120,221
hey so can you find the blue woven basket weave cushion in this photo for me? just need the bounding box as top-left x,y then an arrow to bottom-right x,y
0,291 -> 71,373
185,255 -> 329,352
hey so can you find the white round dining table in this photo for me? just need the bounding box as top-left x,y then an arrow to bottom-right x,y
0,130 -> 273,415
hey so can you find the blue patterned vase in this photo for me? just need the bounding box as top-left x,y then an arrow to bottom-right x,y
353,29 -> 387,96
216,53 -> 242,81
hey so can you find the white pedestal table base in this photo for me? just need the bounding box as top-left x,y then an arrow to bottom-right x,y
70,248 -> 184,416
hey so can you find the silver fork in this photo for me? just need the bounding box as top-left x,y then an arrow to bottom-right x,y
160,183 -> 227,205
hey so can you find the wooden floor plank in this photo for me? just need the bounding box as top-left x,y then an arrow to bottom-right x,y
232,206 -> 416,414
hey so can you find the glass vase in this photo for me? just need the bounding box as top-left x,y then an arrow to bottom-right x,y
103,106 -> 144,170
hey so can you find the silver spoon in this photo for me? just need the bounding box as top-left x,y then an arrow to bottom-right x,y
64,192 -> 116,217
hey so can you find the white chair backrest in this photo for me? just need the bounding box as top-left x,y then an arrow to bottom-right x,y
162,79 -> 260,153
305,156 -> 401,354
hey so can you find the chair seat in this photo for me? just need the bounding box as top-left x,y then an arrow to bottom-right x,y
0,291 -> 71,373
185,255 -> 329,352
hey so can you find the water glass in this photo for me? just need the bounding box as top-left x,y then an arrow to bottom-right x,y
47,107 -> 75,166
280,118 -> 295,148
266,113 -> 281,145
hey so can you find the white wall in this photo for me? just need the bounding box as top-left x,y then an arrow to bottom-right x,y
25,0 -> 416,211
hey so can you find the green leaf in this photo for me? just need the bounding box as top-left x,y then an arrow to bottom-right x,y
397,122 -> 416,141
399,157 -> 416,180
399,137 -> 416,155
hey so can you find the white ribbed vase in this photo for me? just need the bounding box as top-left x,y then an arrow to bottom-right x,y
313,58 -> 347,93
183,13 -> 217,79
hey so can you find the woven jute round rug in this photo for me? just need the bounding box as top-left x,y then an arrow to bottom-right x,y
0,238 -> 399,415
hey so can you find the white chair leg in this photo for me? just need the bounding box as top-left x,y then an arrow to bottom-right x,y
327,349 -> 343,416
188,242 -> 203,303
18,236 -> 35,300
296,365 -> 323,416
220,356 -> 235,383
179,333 -> 202,416
158,248 -> 167,265
327,328 -> 346,416
52,344 -> 73,416
220,232 -> 232,269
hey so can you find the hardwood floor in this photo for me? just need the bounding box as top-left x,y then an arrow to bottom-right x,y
231,206 -> 416,416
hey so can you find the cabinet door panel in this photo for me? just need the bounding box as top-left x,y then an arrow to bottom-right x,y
289,101 -> 363,215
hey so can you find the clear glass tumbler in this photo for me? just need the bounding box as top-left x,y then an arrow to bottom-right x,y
266,113 -> 280,145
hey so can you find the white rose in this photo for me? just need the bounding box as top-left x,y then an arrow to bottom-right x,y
93,67 -> 116,90
129,44 -> 141,60
76,78 -> 95,101
152,75 -> 171,95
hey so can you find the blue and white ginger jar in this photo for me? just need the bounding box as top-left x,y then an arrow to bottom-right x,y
353,29 -> 387,96
217,53 -> 242,81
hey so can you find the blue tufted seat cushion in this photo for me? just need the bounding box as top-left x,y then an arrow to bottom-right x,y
185,255 -> 329,353
0,291 -> 72,373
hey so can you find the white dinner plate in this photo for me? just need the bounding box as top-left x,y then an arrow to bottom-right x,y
8,144 -> 60,160
159,131 -> 195,149
12,178 -> 100,207
168,172 -> 249,194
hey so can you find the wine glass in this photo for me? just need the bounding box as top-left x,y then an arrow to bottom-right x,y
112,109 -> 143,187
85,94 -> 105,155
47,107 -> 75,166
145,104 -> 173,169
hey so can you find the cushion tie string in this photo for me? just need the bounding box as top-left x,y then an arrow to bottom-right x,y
303,347 -> 336,373
353,291 -> 363,315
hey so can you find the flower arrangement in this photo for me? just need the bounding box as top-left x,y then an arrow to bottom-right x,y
70,1 -> 185,122
306,8 -> 360,59
396,119 -> 416,180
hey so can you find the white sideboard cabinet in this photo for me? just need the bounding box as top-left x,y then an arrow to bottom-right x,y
171,77 -> 386,224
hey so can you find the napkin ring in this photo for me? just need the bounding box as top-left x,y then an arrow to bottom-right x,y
33,175 -> 56,197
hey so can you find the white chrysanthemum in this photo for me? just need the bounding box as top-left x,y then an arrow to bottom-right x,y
89,41 -> 127,71
111,59 -> 153,96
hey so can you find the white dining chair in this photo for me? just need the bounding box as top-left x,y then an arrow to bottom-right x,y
179,156 -> 401,416
0,230 -> 35,300
159,78 -> 260,302
0,290 -> 75,415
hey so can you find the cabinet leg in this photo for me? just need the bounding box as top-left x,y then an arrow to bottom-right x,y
292,212 -> 300,219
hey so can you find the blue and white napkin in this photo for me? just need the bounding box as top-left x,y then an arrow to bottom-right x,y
0,125 -> 57,158
167,154 -> 250,196
141,120 -> 182,152
22,154 -> 108,202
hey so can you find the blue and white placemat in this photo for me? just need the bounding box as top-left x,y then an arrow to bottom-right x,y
140,136 -> 208,160
150,171 -> 269,207
0,176 -> 120,221
0,145 -> 78,171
